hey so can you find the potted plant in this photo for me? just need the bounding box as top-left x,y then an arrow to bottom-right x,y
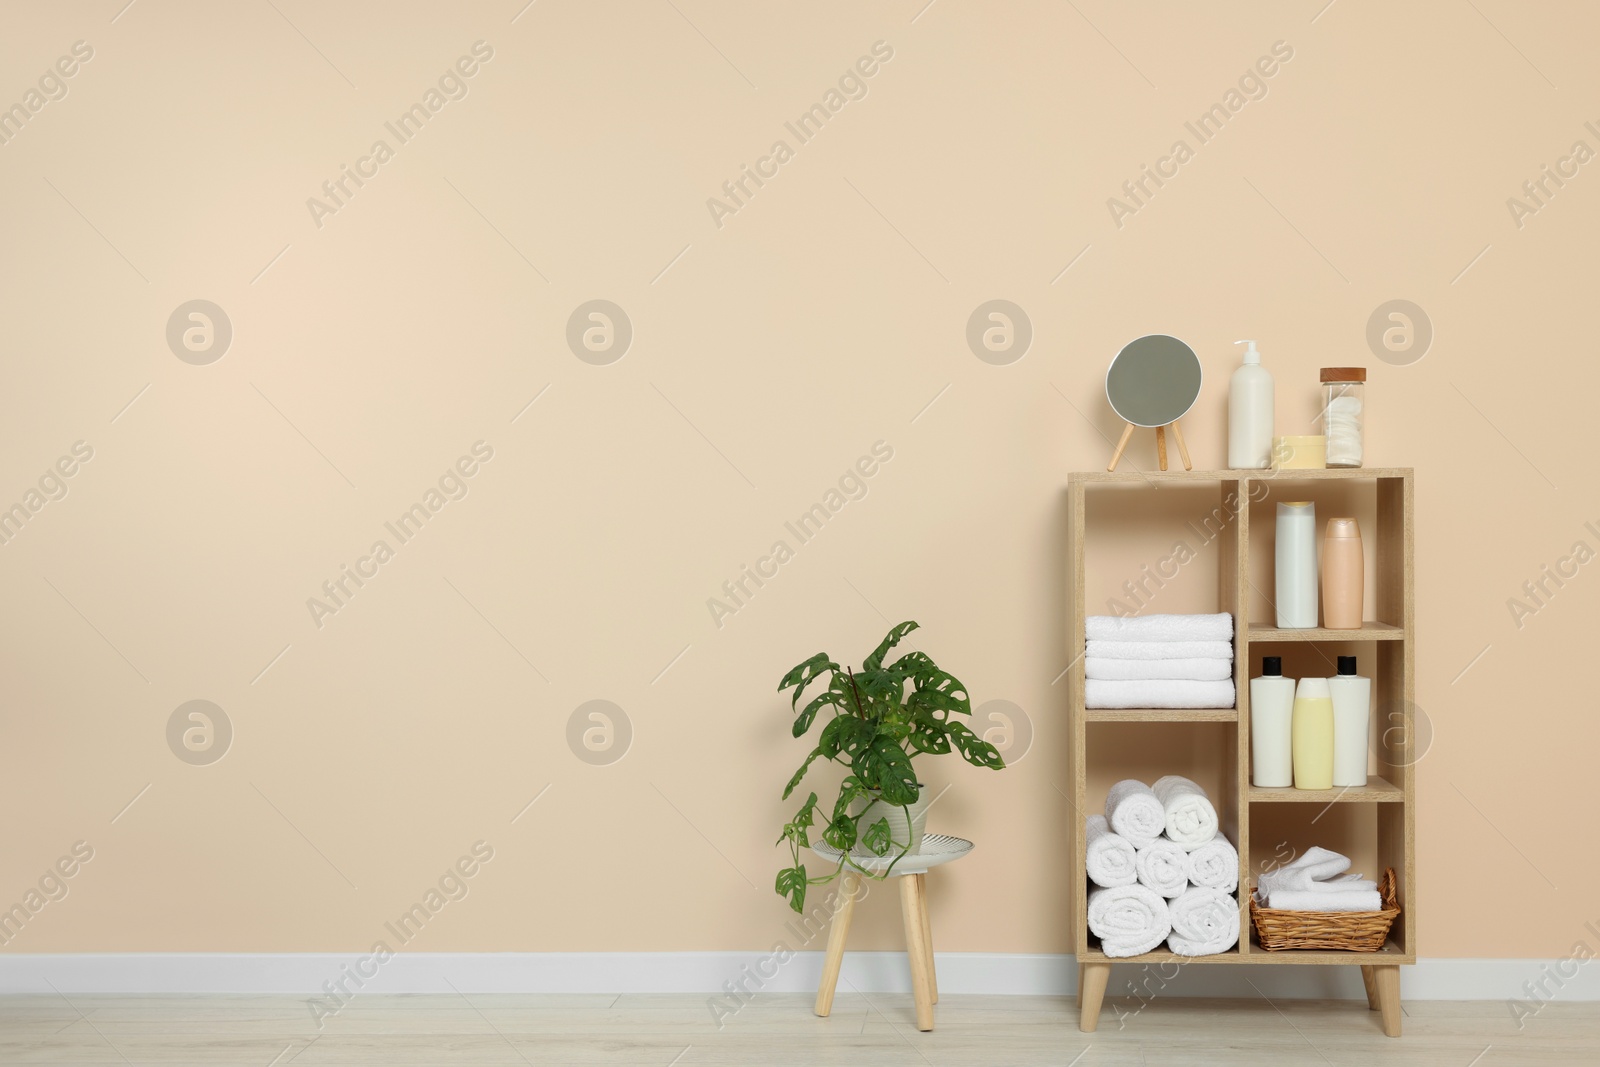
774,621 -> 1005,913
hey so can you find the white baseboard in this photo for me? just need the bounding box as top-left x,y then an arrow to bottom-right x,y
3,952 -> 1599,1002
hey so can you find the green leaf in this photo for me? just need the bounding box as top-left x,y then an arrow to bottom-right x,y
776,865 -> 809,912
822,814 -> 858,852
908,669 -> 972,718
793,689 -> 845,737
868,738 -> 920,804
945,720 -> 1006,769
863,621 -> 920,672
861,816 -> 892,856
783,751 -> 822,800
778,653 -> 839,709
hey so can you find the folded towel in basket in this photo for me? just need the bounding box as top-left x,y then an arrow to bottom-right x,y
1086,639 -> 1235,662
1134,838 -> 1189,899
1085,657 -> 1233,681
1265,888 -> 1384,912
1185,835 -> 1239,893
1105,779 -> 1165,849
1086,679 -> 1236,710
1151,775 -> 1219,849
1167,885 -> 1241,956
1087,613 -> 1234,643
1085,814 -> 1137,888
1257,847 -> 1375,896
1088,884 -> 1172,958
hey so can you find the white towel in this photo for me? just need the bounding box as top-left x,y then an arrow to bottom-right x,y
1105,779 -> 1164,849
1151,775 -> 1219,849
1087,640 -> 1235,661
1087,613 -> 1234,643
1266,888 -> 1383,912
1085,815 -> 1137,888
1134,838 -> 1189,899
1185,836 -> 1239,893
1086,679 -> 1236,709
1088,884 -> 1172,958
1167,886 -> 1241,956
1257,847 -> 1375,896
1085,657 -> 1233,681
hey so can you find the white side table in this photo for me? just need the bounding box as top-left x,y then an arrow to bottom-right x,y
808,834 -> 974,1032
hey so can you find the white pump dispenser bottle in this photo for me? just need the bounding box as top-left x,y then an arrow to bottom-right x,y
1228,339 -> 1274,469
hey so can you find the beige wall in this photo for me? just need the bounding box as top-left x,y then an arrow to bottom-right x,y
1,1 -> 1595,960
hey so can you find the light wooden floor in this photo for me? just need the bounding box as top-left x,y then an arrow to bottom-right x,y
1,992 -> 1593,1065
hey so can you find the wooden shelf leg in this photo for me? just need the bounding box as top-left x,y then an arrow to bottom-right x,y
813,871 -> 860,1017
1106,423 -> 1136,472
1373,964 -> 1402,1037
1360,965 -> 1380,1011
1078,961 -> 1111,1033
1170,419 -> 1193,470
915,873 -> 937,1004
899,874 -> 935,1031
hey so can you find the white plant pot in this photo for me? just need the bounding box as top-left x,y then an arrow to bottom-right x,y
854,789 -> 931,856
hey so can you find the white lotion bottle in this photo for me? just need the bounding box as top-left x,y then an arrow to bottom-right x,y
1275,501 -> 1319,628
1250,656 -> 1295,787
1329,655 -> 1372,787
1228,339 -> 1274,469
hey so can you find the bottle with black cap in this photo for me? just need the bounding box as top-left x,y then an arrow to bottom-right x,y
1250,655 -> 1295,787
1329,655 -> 1372,787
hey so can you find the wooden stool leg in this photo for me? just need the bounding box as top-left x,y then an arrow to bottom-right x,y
1078,961 -> 1111,1032
814,871 -> 860,1017
1106,423 -> 1136,472
899,874 -> 935,1032
915,872 -> 936,1004
1373,964 -> 1402,1037
1360,965 -> 1380,1011
1170,419 -> 1192,470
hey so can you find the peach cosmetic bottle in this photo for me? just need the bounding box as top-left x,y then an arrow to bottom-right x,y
1321,518 -> 1363,629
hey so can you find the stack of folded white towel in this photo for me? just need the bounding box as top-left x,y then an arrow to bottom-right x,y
1085,776 -> 1241,957
1255,846 -> 1383,911
1085,613 -> 1235,709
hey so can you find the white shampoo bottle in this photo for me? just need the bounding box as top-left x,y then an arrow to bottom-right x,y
1329,655 -> 1372,787
1228,339 -> 1274,469
1275,501 -> 1319,628
1250,656 -> 1295,787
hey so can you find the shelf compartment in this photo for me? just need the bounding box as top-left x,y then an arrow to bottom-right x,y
1247,621 -> 1405,642
1084,707 -> 1237,722
1079,940 -> 1410,965
1248,776 -> 1402,803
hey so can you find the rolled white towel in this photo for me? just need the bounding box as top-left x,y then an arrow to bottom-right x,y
1167,886 -> 1240,956
1105,779 -> 1164,849
1257,847 -> 1374,896
1151,775 -> 1219,849
1085,657 -> 1233,681
1088,884 -> 1171,958
1266,888 -> 1383,912
1087,613 -> 1233,643
1086,679 -> 1235,710
1087,639 -> 1235,661
1134,838 -> 1188,899
1185,836 -> 1239,893
1085,815 -> 1137,888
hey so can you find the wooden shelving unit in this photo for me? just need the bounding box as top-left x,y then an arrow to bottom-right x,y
1067,468 -> 1415,1036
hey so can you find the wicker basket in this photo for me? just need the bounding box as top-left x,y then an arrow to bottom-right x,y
1250,868 -> 1400,951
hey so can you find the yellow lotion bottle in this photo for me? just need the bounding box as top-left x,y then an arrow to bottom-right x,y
1291,677 -> 1335,790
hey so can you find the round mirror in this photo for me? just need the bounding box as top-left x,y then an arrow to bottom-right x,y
1105,335 -> 1203,428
